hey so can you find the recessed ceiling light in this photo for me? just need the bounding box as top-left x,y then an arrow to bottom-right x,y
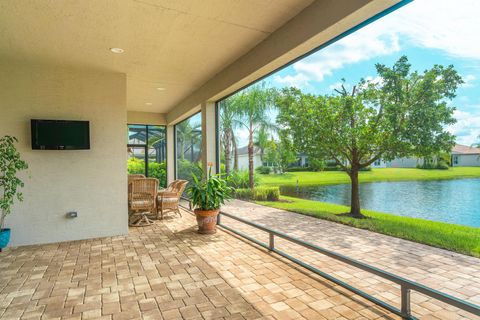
156,87 -> 166,91
145,102 -> 153,106
110,47 -> 124,54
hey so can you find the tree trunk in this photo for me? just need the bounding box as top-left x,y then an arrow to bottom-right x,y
0,210 -> 5,231
190,137 -> 195,162
180,140 -> 185,160
0,187 -> 5,230
248,128 -> 255,189
349,167 -> 364,218
232,136 -> 239,171
224,129 -> 232,175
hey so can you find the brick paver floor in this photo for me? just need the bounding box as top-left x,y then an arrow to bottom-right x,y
222,200 -> 480,319
0,209 -> 399,320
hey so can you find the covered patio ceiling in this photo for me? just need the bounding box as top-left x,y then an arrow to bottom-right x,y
0,0 -> 402,122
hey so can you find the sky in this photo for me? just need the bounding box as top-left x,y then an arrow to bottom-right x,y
234,0 -> 480,147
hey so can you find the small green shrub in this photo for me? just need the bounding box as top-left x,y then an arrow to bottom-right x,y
436,161 -> 450,170
417,161 -> 450,170
254,187 -> 280,201
323,165 -> 343,171
127,157 -> 145,174
234,187 -> 280,201
359,166 -> 372,171
309,159 -> 326,171
148,162 -> 167,187
177,159 -> 202,183
234,188 -> 254,200
127,158 -> 167,187
227,170 -> 258,189
256,166 -> 272,174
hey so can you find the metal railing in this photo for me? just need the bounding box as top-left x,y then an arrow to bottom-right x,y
216,211 -> 480,320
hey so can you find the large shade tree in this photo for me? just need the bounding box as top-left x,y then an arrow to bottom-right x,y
276,56 -> 461,218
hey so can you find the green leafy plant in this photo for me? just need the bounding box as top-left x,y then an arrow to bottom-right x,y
127,158 -> 167,187
235,187 -> 280,201
188,167 -> 233,211
177,159 -> 202,184
255,166 -> 271,174
226,170 -> 258,189
0,136 -> 28,231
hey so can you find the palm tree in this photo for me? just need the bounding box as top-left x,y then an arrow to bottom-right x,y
219,99 -> 238,175
175,120 -> 201,161
254,125 -> 270,163
235,82 -> 276,188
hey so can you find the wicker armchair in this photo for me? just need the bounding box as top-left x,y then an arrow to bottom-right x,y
128,174 -> 146,202
129,178 -> 158,226
157,180 -> 188,219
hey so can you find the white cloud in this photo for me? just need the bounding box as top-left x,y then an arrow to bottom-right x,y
383,0 -> 480,61
273,73 -> 310,89
448,109 -> 480,145
271,0 -> 480,143
461,74 -> 476,88
285,31 -> 400,83
273,0 -> 480,87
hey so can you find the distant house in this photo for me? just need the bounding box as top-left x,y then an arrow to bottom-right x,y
236,146 -> 263,170
384,157 -> 425,168
372,144 -> 480,168
451,144 -> 480,167
233,144 -> 480,171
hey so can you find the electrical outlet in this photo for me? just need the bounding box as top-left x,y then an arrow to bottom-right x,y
66,212 -> 78,218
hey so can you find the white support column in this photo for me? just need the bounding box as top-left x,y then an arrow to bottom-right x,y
201,101 -> 217,176
166,124 -> 175,184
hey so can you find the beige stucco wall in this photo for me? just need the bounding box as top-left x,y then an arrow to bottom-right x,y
0,63 -> 128,246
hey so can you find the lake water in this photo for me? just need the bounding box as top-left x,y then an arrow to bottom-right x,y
281,178 -> 480,227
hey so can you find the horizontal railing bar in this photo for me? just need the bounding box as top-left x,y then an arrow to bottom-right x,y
218,211 -> 480,317
272,247 -> 411,319
219,222 -> 410,319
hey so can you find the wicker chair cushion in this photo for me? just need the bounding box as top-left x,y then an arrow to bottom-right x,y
131,199 -> 154,207
158,197 -> 178,203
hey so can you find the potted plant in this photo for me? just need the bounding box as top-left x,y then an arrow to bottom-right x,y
188,164 -> 233,234
0,136 -> 28,251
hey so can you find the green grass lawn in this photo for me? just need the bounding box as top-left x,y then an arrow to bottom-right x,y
260,167 -> 480,187
258,196 -> 480,257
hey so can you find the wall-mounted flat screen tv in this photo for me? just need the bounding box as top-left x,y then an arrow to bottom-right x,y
31,119 -> 90,150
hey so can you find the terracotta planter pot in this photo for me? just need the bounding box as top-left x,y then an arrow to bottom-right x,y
194,209 -> 219,234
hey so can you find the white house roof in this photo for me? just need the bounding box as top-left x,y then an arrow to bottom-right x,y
237,146 -> 261,156
452,144 -> 480,155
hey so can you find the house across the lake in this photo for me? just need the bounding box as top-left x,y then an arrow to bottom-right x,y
451,144 -> 480,167
233,144 -> 480,171
371,144 -> 480,168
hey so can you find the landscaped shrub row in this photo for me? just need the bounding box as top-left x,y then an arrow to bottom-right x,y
235,187 -> 280,201
417,161 -> 449,170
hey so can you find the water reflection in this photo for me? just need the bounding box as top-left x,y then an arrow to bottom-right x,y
281,179 -> 480,227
